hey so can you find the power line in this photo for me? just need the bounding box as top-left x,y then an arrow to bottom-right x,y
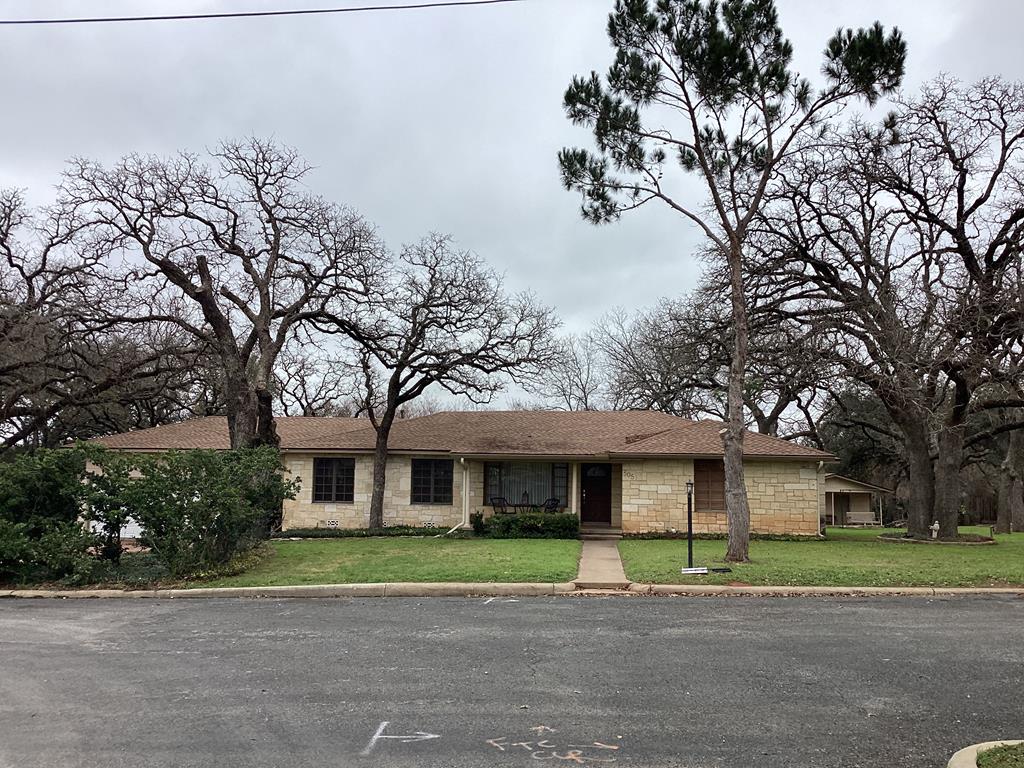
0,0 -> 527,26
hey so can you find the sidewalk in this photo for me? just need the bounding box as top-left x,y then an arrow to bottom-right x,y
573,539 -> 631,589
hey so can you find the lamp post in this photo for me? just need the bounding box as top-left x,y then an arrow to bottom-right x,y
685,480 -> 694,569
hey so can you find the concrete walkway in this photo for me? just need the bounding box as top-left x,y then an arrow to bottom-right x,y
573,538 -> 630,589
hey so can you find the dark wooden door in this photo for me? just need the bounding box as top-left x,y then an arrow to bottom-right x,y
580,463 -> 612,524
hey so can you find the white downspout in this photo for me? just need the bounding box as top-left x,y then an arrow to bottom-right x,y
460,457 -> 470,528
570,462 -> 579,519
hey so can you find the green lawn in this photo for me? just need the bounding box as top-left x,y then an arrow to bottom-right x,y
199,537 -> 582,587
618,527 -> 1024,587
978,744 -> 1024,768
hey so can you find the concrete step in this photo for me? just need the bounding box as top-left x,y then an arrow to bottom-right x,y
580,533 -> 622,541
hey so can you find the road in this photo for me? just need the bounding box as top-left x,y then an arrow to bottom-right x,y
1,595 -> 1022,767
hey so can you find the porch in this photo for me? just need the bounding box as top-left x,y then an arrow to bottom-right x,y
481,460 -> 623,532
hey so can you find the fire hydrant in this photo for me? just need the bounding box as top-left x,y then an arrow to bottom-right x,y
930,520 -> 940,539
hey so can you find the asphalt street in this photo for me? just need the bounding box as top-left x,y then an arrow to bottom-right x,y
1,595 -> 1022,768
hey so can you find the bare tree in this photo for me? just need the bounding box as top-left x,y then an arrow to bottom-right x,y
534,333 -> 609,411
760,77 -> 1024,537
559,0 -> 905,560
56,139 -> 382,448
1,188 -> 206,448
274,337 -> 359,417
600,287 -> 827,440
322,234 -> 557,529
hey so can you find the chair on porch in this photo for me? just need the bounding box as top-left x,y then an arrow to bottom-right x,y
541,497 -> 560,513
490,497 -> 511,515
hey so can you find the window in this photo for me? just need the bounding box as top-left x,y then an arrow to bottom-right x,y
312,458 -> 355,503
484,462 -> 569,507
693,459 -> 725,512
411,459 -> 453,504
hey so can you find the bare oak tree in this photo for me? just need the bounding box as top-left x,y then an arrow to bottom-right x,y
322,234 -> 556,529
57,139 -> 382,448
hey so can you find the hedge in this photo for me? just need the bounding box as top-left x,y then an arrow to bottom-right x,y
482,512 -> 579,539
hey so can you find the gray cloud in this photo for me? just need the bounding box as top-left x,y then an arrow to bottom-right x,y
3,0 -> 1022,336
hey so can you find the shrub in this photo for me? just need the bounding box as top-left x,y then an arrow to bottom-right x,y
132,448 -> 297,577
0,447 -> 87,535
81,449 -> 137,563
0,448 -> 97,584
0,519 -> 35,581
34,522 -> 99,584
469,511 -> 486,535
485,512 -> 579,539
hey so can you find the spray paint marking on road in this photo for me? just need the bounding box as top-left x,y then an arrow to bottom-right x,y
486,729 -> 621,763
360,721 -> 441,756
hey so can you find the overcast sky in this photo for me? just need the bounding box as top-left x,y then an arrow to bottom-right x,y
3,0 -> 1024,336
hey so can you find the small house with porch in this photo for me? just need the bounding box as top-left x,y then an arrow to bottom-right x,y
93,410 -> 836,536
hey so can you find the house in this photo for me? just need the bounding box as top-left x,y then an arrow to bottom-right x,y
822,474 -> 891,526
92,410 -> 836,536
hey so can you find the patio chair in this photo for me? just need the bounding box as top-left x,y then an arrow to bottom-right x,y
490,497 -> 510,514
541,497 -> 560,513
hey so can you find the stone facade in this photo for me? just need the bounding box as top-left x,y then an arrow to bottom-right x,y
282,453 -> 480,530
281,453 -> 822,536
619,457 -> 822,535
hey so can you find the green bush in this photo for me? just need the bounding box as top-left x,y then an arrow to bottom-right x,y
0,519 -> 35,581
0,448 -> 97,583
0,448 -> 87,535
131,448 -> 297,577
81,449 -> 137,563
469,512 -> 486,535
484,512 -> 579,539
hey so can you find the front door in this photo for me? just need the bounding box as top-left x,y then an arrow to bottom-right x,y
580,463 -> 612,525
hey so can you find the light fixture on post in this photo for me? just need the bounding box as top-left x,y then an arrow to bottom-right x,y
685,480 -> 694,569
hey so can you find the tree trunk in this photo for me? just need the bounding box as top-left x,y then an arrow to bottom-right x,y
901,420 -> 935,538
253,389 -> 280,448
933,424 -> 964,539
996,473 -> 1013,534
226,384 -> 259,449
368,412 -> 396,530
1004,429 -> 1024,533
724,241 -> 751,563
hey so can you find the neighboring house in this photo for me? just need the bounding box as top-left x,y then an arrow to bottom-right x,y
92,410 -> 836,536
822,474 -> 891,526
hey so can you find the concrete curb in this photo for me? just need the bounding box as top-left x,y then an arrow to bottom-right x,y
948,740 -> 1022,767
627,583 -> 1024,597
2,581 -> 1022,599
0,582 -> 579,599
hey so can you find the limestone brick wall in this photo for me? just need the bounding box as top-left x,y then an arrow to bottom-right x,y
620,459 -> 694,533
282,453 -> 470,530
745,460 -> 821,535
620,458 -> 821,536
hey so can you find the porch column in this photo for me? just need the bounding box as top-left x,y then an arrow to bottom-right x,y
570,462 -> 579,518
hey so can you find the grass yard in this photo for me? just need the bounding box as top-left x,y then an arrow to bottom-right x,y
619,526 -> 1024,587
978,744 -> 1024,768
199,537 -> 582,587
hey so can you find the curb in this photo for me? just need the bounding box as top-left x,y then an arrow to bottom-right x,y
0,582 -> 579,599
2,582 -> 1023,599
948,740 -> 1022,768
627,584 -> 1024,597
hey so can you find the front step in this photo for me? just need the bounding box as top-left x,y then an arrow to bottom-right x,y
580,527 -> 623,541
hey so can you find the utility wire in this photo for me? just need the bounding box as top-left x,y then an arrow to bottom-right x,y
0,0 -> 527,25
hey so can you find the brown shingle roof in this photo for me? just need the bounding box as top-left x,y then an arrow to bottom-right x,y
90,416 -> 368,451
609,420 -> 835,460
91,411 -> 834,461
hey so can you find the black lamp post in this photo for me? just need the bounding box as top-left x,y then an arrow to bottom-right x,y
685,480 -> 694,569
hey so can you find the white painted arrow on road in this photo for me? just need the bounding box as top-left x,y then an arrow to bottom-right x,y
360,721 -> 441,755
